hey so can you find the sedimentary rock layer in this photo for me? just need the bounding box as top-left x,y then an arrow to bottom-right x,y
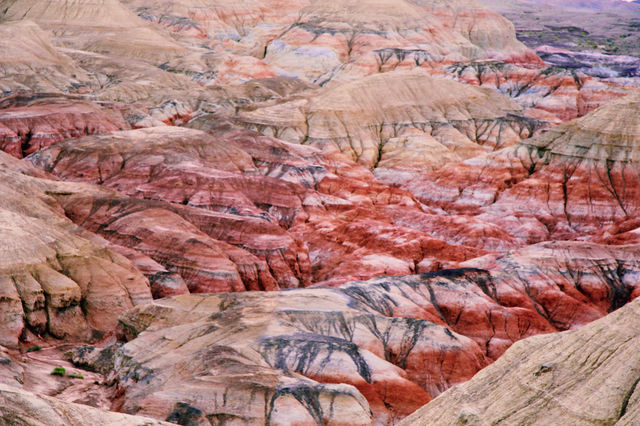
399,291 -> 640,425
69,240 -> 640,424
406,93 -> 640,247
29,125 -> 483,288
443,59 -> 638,122
121,0 -> 538,84
0,150 -> 152,348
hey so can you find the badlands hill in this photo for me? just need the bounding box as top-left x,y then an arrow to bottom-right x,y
0,0 -> 639,425
400,292 -> 640,425
407,93 -> 640,248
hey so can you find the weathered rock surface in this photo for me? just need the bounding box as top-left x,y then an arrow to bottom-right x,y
121,0 -> 539,84
0,382 -> 169,425
0,150 -> 152,348
29,125 -> 483,288
237,71 -> 539,185
0,1 -> 639,425
1,0 -> 185,65
69,239 -> 640,424
443,59 -> 639,123
406,93 -> 640,248
0,20 -> 91,94
0,94 -> 127,158
399,290 -> 640,426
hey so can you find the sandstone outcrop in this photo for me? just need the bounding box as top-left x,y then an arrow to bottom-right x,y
0,1 -> 639,424
0,150 -> 152,348
399,292 -> 640,425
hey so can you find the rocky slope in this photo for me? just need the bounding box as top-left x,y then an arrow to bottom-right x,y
0,150 -> 152,349
236,71 -> 539,186
67,240 -> 640,425
399,290 -> 640,425
0,19 -> 92,94
28,124 -> 484,289
405,93 -> 640,249
0,383 -> 170,426
120,0 -> 539,84
0,93 -> 127,158
0,0 -> 639,425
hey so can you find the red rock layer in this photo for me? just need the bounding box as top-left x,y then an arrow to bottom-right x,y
28,125 -> 484,290
0,94 -> 127,158
402,94 -> 640,248
68,240 -> 640,424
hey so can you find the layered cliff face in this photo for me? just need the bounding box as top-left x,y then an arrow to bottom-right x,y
399,292 -> 640,426
67,240 -> 640,425
0,0 -> 542,104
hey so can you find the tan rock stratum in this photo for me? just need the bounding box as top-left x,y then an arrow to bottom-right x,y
399,295 -> 640,425
236,70 -> 547,188
0,382 -> 170,425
